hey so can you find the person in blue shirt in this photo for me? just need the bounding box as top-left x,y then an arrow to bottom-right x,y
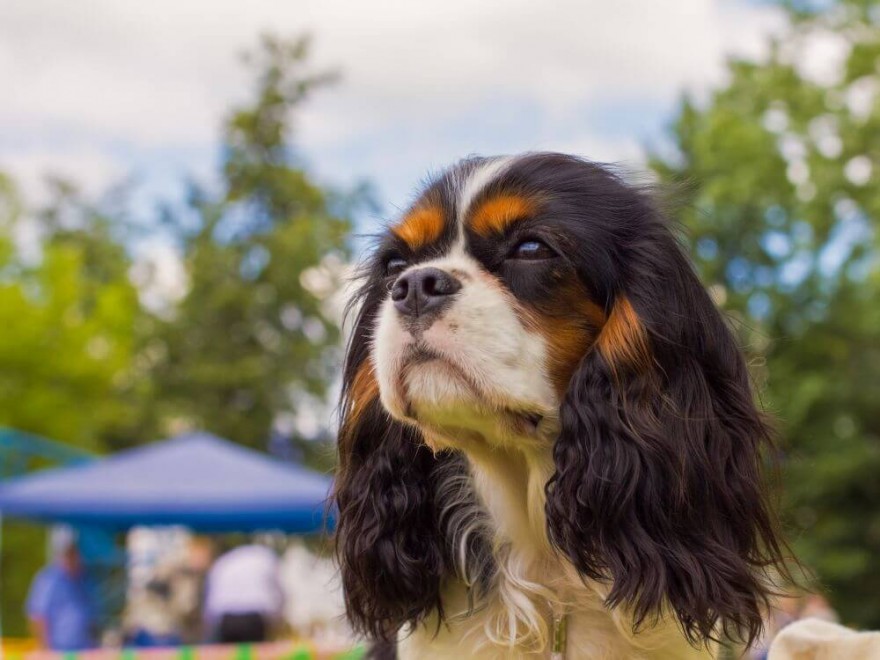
25,528 -> 97,651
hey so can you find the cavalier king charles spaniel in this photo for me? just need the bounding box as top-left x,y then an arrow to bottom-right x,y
334,153 -> 789,659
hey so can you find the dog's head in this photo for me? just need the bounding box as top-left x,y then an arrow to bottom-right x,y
334,153 -> 788,645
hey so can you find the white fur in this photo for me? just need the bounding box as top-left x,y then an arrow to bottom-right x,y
392,420 -> 715,659
456,156 -> 517,227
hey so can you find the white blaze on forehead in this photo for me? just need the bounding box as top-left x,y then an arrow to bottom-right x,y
454,155 -> 518,245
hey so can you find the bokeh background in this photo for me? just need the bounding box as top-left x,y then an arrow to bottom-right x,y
1,0 -> 878,643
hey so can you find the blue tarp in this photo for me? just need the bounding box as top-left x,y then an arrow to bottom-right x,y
0,432 -> 334,533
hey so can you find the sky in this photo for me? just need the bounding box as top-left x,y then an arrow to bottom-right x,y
0,0 -> 789,233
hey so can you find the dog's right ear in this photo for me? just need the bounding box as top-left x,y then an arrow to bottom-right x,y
333,294 -> 448,642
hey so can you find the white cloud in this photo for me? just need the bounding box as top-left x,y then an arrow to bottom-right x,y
0,0 -> 785,213
785,29 -> 850,87
129,237 -> 188,315
0,145 -> 126,204
299,0 -> 783,135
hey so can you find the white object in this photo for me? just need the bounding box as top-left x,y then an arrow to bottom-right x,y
204,545 -> 284,622
769,618 -> 880,660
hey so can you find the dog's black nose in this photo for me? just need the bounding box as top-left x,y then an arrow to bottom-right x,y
391,267 -> 461,318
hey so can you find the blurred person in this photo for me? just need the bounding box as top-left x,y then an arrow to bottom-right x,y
123,535 -> 213,647
25,527 -> 97,651
280,541 -> 349,643
123,575 -> 182,648
203,543 -> 284,644
175,536 -> 215,643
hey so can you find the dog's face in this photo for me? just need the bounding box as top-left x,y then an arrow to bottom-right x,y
373,155 -> 614,449
335,153 -> 790,647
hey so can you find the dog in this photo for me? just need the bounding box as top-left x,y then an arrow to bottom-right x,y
333,153 -> 790,658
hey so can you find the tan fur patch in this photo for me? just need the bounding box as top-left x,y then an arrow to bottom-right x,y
350,360 -> 380,418
596,297 -> 651,372
392,206 -> 445,249
523,283 -> 606,396
340,360 -> 380,449
469,194 -> 535,237
543,300 -> 606,395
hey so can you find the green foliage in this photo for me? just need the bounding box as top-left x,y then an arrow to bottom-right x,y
0,521 -> 47,638
651,0 -> 880,627
150,34 -> 357,450
0,177 -> 150,635
0,178 -> 148,452
0,34 -> 359,635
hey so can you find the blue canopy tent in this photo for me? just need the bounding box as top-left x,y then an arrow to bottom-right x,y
0,432 -> 334,533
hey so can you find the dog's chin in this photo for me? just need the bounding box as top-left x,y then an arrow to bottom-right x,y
402,357 -> 476,409
394,356 -> 551,449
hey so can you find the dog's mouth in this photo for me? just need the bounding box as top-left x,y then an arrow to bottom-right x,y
399,343 -> 546,437
401,343 -> 483,387
398,343 -> 476,409
403,343 -> 443,366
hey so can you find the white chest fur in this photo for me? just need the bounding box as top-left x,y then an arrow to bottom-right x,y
396,422 -> 716,660
396,579 -> 714,659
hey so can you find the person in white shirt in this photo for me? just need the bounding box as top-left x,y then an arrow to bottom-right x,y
203,544 -> 284,643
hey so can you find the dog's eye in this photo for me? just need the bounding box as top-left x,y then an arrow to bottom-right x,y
510,239 -> 555,260
385,257 -> 408,276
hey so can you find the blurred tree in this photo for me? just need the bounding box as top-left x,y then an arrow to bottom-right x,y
0,177 -> 150,635
652,0 -> 880,627
0,177 -> 148,452
151,35 -> 362,452
0,34 -> 362,634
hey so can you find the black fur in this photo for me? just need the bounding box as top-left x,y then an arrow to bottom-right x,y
538,159 -> 788,645
334,262 -> 494,641
365,640 -> 398,660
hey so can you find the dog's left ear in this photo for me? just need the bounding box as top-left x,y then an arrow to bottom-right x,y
333,290 -> 450,642
546,213 -> 789,645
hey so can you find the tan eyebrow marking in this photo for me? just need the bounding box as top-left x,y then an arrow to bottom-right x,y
391,206 -> 445,249
469,194 -> 535,237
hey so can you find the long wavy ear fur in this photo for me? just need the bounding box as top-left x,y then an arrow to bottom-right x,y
546,209 -> 790,646
333,282 -> 450,642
